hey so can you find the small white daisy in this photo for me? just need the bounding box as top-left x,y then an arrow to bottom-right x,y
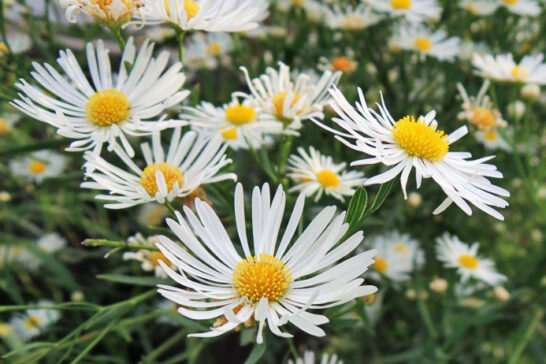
475,129 -> 512,151
156,183 -> 377,343
436,233 -> 507,285
184,32 -> 233,69
0,32 -> 31,55
459,0 -> 499,15
288,351 -> 343,364
9,150 -> 67,183
37,233 -> 67,254
364,0 -> 441,22
240,62 -> 341,131
472,53 -> 546,85
457,81 -> 507,131
9,300 -> 61,342
137,203 -> 169,226
390,23 -> 460,61
317,86 -> 510,220
287,146 -> 366,202
137,0 -> 269,33
183,95 -> 283,150
81,128 -> 236,209
497,0 -> 541,16
122,233 -> 175,277
60,0 -> 144,24
0,245 -> 40,270
0,111 -> 21,136
367,231 -> 424,282
322,4 -> 383,31
12,38 -> 189,156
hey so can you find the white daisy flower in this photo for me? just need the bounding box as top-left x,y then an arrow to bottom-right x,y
0,245 -> 40,270
364,0 -> 441,22
459,0 -> 499,15
137,203 -> 169,226
457,40 -> 490,61
12,38 -> 189,156
322,4 -> 383,31
436,233 -> 507,285
0,32 -> 31,55
287,146 -> 366,202
156,183 -> 377,343
318,86 -> 510,220
302,0 -> 326,23
472,53 -> 546,85
390,23 -> 461,61
367,231 -> 424,282
183,95 -> 283,150
137,0 -> 269,33
60,0 -> 144,24
157,299 -> 179,325
475,129 -> 512,151
37,233 -> 67,254
122,233 -> 175,278
9,300 -> 61,342
81,128 -> 236,209
288,351 -> 343,364
240,62 -> 341,131
0,111 -> 21,136
497,0 -> 541,16
184,32 -> 233,69
457,81 -> 507,131
9,150 -> 67,183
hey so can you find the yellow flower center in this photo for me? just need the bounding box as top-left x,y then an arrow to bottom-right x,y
233,253 -> 291,302
316,169 -> 340,188
391,0 -> 411,9
394,243 -> 409,254
205,42 -> 222,56
0,42 -> 8,53
0,323 -> 13,337
392,115 -> 449,161
272,91 -> 302,119
503,0 -> 518,4
220,127 -> 238,140
511,65 -> 528,81
292,0 -> 304,5
90,0 -> 139,20
471,108 -> 496,129
24,315 -> 41,330
331,57 -> 355,73
484,131 -> 498,141
29,161 -> 47,175
225,104 -> 256,125
373,257 -> 389,273
413,37 -> 432,52
184,0 -> 200,19
458,254 -> 479,269
140,162 -> 183,196
343,15 -> 364,30
86,89 -> 130,127
151,251 -> 170,266
0,120 -> 9,135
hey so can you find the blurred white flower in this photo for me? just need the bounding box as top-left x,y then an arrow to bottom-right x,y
10,150 -> 67,183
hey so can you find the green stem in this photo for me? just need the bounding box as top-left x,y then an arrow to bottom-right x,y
277,134 -> 294,179
109,24 -> 126,51
176,29 -> 186,65
508,309 -> 543,364
164,200 -> 177,217
82,239 -> 159,251
0,0 -> 12,56
417,298 -> 438,339
287,337 -> 299,359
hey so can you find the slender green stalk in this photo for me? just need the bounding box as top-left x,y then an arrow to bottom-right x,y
164,200 -> 177,217
82,239 -> 159,251
508,309 -> 543,364
287,338 -> 299,359
417,298 -> 438,339
108,24 -> 126,51
176,29 -> 186,65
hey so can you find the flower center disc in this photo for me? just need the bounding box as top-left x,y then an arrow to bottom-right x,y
503,0 -> 518,4
151,251 -> 170,266
373,257 -> 389,273
29,161 -> 47,175
471,108 -> 496,128
317,169 -> 340,188
511,65 -> 528,81
414,37 -> 432,52
24,315 -> 41,330
86,89 -> 130,127
225,104 -> 256,125
233,254 -> 291,302
332,57 -> 354,72
272,91 -> 301,119
220,127 -> 238,140
392,115 -> 449,161
391,0 -> 411,9
140,162 -> 183,196
458,254 -> 479,269
184,0 -> 200,18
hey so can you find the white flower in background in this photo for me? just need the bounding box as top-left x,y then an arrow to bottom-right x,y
436,233 -> 507,285
0,245 -> 40,270
9,301 -> 61,341
302,0 -> 325,22
457,81 -> 507,130
319,87 -> 510,220
184,32 -> 233,69
472,53 -> 546,85
458,40 -> 490,61
137,0 -> 269,32
138,203 -> 169,226
367,231 -> 424,282
122,234 -> 175,277
288,351 -> 343,364
183,95 -> 283,150
0,111 -> 21,136
240,62 -> 341,131
60,0 -> 144,24
82,128 -> 236,209
157,299 -> 179,325
318,56 -> 358,74
364,0 -> 441,22
390,23 -> 461,61
242,26 -> 288,40
144,26 -> 176,42
322,4 -> 383,30
9,150 -> 67,183
497,0 -> 541,16
12,38 -> 189,157
287,146 -> 366,202
475,129 -> 512,151
37,233 -> 67,253
459,0 -> 499,15
0,32 -> 31,55
156,183 -> 377,343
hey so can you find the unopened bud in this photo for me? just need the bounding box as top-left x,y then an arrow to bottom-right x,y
520,83 -> 540,100
429,278 -> 448,294
493,286 -> 510,302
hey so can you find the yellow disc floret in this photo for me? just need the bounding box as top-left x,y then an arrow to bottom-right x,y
331,57 -> 356,73
86,89 -> 130,127
140,162 -> 183,196
205,43 -> 222,56
510,65 -> 528,81
458,254 -> 479,269
0,42 -> 8,53
503,0 -> 518,4
391,0 -> 411,9
272,91 -> 301,119
414,37 -> 432,52
233,253 -> 291,302
317,169 -> 340,188
225,104 -> 256,125
392,115 -> 449,161
29,161 -> 47,175
220,127 -> 238,140
373,257 -> 389,273
471,108 -> 496,129
24,315 -> 41,330
184,0 -> 200,19
151,251 -> 170,266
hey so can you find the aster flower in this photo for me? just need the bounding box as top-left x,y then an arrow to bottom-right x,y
60,0 -> 144,24
0,245 -> 40,270
9,150 -> 67,183
459,0 -> 499,15
81,128 -> 236,209
436,233 -> 507,285
288,351 -> 343,364
457,81 -> 507,131
472,53 -> 546,85
12,38 -> 189,156
122,234 -> 175,277
364,0 -> 441,22
475,129 -> 512,151
9,301 -> 61,342
136,0 -> 269,33
497,0 -> 541,16
0,111 -> 21,136
322,4 -> 383,31
317,86 -> 510,220
184,32 -> 233,69
390,23 -> 461,61
156,183 -> 377,343
287,146 -> 366,202
37,233 -> 67,253
240,62 -> 341,131
0,32 -> 31,55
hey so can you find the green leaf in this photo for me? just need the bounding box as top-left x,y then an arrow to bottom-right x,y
96,274 -> 170,286
369,178 -> 396,213
244,341 -> 267,364
345,186 -> 368,229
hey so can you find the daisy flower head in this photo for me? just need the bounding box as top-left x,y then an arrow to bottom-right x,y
59,0 -> 144,25
136,0 -> 269,33
37,233 -> 67,254
390,23 -> 461,61
288,351 -> 342,364
475,129 -> 512,151
459,0 -> 499,15
10,150 -> 67,183
364,0 -> 441,22
436,233 -> 507,285
12,38 -> 189,157
184,32 -> 233,69
0,245 -> 40,270
322,4 -> 383,31
0,32 -> 31,55
155,183 -> 377,343
123,234 -> 175,277
472,53 -> 546,85
0,111 -> 21,136
82,128 -> 236,209
240,62 -> 341,131
457,80 -> 507,131
183,95 -> 283,150
318,55 -> 358,75
9,301 -> 61,342
367,231 -> 424,282
319,86 -> 510,220
287,146 -> 366,202
497,0 -> 541,16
